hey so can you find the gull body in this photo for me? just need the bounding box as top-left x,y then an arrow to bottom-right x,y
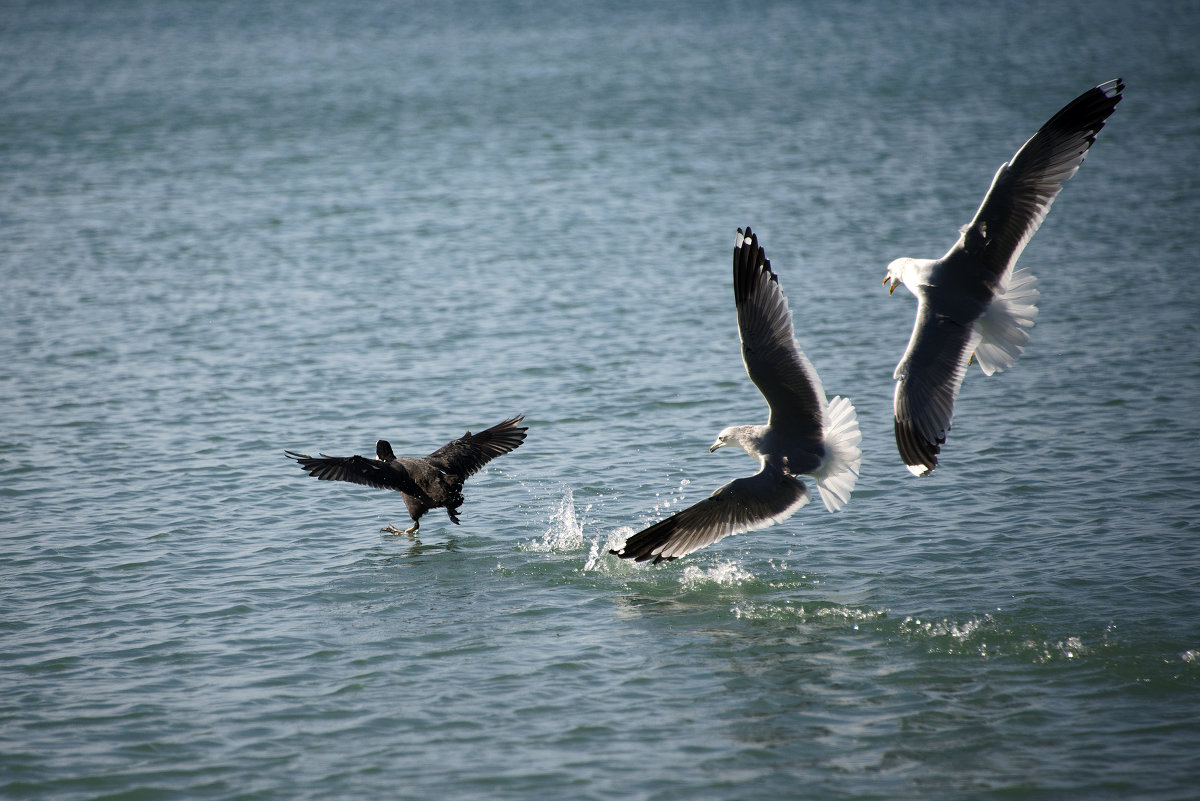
611,228 -> 861,564
886,79 -> 1124,476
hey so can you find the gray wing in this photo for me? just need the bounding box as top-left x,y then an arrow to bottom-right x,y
734,227 -> 825,441
425,416 -> 528,478
949,79 -> 1124,283
891,297 -> 980,476
610,466 -> 810,564
285,451 -> 422,495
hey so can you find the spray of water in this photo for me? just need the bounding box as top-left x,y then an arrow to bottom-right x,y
524,488 -> 587,553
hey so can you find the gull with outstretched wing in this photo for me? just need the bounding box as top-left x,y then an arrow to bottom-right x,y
885,79 -> 1124,476
611,228 -> 861,564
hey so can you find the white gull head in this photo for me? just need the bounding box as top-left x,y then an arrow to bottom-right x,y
884,257 -> 931,296
708,424 -> 766,459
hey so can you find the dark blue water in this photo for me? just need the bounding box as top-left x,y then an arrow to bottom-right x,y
3,1 -> 1199,798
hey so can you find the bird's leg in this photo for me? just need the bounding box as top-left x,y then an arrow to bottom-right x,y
381,519 -> 420,536
447,507 -> 461,525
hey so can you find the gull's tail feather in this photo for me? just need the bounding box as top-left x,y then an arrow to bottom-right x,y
815,395 -> 862,512
975,267 -> 1039,376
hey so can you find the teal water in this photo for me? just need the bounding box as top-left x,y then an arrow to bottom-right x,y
3,1 -> 1199,799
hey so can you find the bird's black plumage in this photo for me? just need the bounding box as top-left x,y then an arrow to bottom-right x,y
285,416 -> 528,534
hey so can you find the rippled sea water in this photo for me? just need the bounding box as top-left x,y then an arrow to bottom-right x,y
3,1 -> 1199,799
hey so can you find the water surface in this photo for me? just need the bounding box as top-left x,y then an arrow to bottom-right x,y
3,1 -> 1199,799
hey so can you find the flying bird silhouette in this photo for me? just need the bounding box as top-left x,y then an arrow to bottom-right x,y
286,416 -> 527,534
611,227 -> 861,564
885,79 -> 1124,476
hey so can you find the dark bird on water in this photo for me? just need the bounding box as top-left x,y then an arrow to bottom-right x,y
884,79 -> 1124,476
285,416 -> 528,534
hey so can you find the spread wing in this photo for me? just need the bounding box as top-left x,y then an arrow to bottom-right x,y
734,227 -> 825,442
424,416 -> 528,478
285,451 -> 422,495
610,467 -> 810,564
950,79 -> 1124,284
892,296 -> 981,477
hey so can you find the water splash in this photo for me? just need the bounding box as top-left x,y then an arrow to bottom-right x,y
649,476 -> 691,516
900,615 -> 1096,661
678,560 -> 754,589
583,526 -> 634,572
900,614 -> 999,657
523,488 -> 587,553
734,601 -> 887,624
902,614 -> 994,642
581,475 -> 692,572
1021,635 -> 1089,662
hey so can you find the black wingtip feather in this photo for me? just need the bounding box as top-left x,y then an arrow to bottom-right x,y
894,418 -> 941,476
610,515 -> 683,564
607,548 -> 676,565
734,226 -> 776,307
1039,78 -> 1125,146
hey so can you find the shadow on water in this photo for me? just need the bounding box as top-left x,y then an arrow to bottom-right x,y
373,533 -> 464,562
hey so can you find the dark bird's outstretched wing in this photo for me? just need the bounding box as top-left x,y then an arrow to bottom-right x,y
285,451 -> 423,495
610,467 -> 810,564
424,416 -> 528,478
734,228 -> 825,447
952,78 -> 1124,284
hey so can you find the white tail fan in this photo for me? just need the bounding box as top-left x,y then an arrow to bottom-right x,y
975,267 -> 1039,376
814,395 -> 862,512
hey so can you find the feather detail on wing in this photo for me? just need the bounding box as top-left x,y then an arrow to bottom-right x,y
425,416 -> 528,478
734,228 -> 825,441
892,299 -> 981,476
285,451 -> 424,495
954,79 -> 1124,286
610,467 -> 810,563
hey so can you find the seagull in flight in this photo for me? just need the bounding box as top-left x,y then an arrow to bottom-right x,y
885,79 -> 1124,476
286,416 -> 527,534
611,227 -> 861,564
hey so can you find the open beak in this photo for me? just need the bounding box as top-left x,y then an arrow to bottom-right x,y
885,275 -> 898,295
